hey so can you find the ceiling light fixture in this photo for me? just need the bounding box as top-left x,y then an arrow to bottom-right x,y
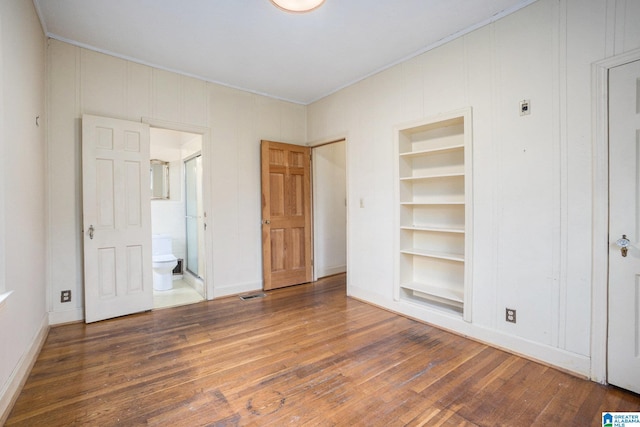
270,0 -> 325,13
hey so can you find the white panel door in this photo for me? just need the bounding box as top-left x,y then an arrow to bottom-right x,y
608,59 -> 640,394
82,114 -> 152,323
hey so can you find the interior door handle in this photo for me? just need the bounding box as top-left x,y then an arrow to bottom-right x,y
615,234 -> 630,257
88,225 -> 95,240
262,219 -> 270,225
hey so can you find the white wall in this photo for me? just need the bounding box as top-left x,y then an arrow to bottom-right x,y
47,39 -> 307,323
0,0 -> 48,421
313,141 -> 347,278
307,0 -> 640,378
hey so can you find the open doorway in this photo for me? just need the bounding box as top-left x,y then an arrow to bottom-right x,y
150,127 -> 205,309
312,139 -> 347,281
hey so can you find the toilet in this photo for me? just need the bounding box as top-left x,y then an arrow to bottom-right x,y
152,234 -> 178,291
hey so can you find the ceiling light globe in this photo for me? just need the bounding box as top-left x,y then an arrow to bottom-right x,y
270,0 -> 325,13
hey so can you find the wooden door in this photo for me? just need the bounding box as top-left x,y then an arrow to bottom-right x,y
608,59 -> 640,394
261,140 -> 312,290
82,114 -> 153,323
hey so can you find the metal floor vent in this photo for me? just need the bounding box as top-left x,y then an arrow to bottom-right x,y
240,293 -> 267,301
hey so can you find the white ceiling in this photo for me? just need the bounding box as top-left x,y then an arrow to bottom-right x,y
34,0 -> 537,105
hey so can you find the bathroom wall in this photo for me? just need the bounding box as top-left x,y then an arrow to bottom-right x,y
47,39 -> 306,323
307,0 -> 640,379
0,1 -> 47,421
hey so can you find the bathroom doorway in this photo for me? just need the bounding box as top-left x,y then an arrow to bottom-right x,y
150,127 -> 206,309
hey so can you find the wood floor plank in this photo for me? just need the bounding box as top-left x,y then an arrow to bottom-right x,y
6,274 -> 640,426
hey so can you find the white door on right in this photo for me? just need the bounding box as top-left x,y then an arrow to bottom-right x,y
608,59 -> 640,394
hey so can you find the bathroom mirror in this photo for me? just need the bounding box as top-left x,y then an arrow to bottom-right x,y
150,159 -> 170,200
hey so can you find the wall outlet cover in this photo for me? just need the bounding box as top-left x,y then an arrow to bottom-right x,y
61,290 -> 71,303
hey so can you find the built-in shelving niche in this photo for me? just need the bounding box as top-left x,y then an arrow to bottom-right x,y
395,108 -> 472,321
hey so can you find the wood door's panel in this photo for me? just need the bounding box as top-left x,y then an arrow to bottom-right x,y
290,227 -> 306,269
269,148 -> 285,166
126,245 -> 144,293
290,151 -> 304,168
96,159 -> 115,229
125,161 -> 142,227
270,229 -> 286,272
269,172 -> 285,216
124,131 -> 141,152
289,173 -> 304,217
96,127 -> 114,150
98,247 -> 116,299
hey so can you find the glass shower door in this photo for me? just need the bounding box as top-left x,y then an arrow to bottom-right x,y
185,155 -> 202,278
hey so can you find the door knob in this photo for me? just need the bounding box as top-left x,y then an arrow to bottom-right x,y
88,225 -> 95,240
615,234 -> 630,257
262,219 -> 270,225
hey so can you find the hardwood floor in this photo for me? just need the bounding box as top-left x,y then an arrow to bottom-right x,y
6,274 -> 640,426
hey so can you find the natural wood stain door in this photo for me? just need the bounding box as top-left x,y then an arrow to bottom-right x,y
261,140 -> 312,290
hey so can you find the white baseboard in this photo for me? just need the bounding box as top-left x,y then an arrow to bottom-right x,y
348,285 -> 591,378
316,264 -> 347,279
211,280 -> 263,299
49,307 -> 84,325
0,314 -> 49,425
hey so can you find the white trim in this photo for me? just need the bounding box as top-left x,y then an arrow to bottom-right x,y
591,47 -> 640,384
315,265 -> 347,280
310,137 -> 347,282
212,280 -> 263,299
0,314 -> 49,425
48,307 -> 84,325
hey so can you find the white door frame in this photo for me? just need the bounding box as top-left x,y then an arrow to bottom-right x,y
591,47 -> 640,383
143,117 -> 214,300
308,135 -> 350,283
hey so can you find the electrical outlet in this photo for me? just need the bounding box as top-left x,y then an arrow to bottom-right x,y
519,99 -> 531,116
61,290 -> 71,303
506,308 -> 516,323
